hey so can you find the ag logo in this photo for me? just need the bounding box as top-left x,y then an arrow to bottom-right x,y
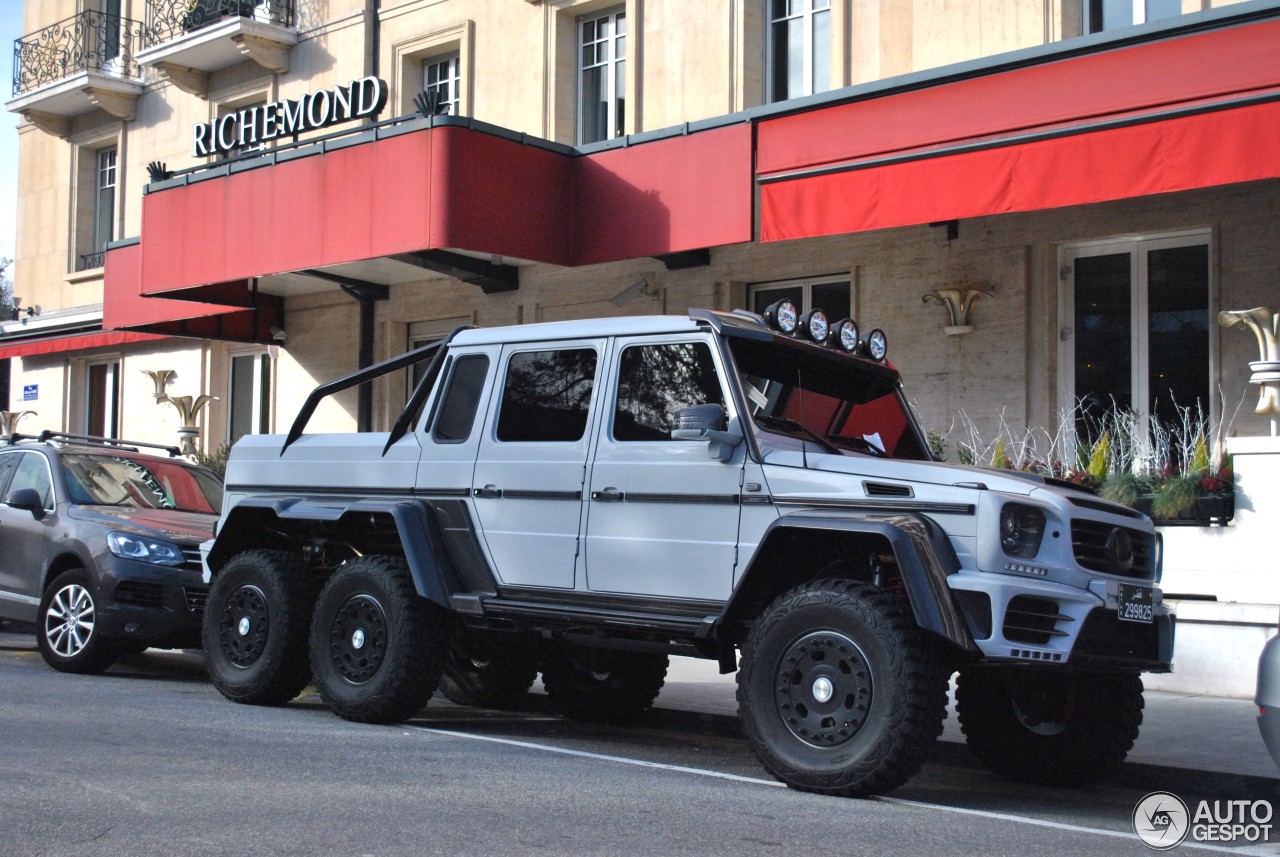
1134,791 -> 1190,850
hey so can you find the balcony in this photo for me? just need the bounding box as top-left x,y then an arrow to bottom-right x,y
137,0 -> 298,97
7,11 -> 146,137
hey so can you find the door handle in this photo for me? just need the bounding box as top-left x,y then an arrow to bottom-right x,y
473,485 -> 503,499
591,488 -> 624,501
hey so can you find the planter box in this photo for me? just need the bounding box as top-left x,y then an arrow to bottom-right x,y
1137,492 -> 1234,526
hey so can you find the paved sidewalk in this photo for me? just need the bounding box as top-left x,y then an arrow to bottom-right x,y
657,655 -> 1280,788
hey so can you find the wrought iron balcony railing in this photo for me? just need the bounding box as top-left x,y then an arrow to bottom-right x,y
12,11 -> 144,97
143,0 -> 295,49
77,251 -> 106,272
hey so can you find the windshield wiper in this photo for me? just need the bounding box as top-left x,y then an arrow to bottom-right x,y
753,415 -> 842,455
826,433 -> 887,457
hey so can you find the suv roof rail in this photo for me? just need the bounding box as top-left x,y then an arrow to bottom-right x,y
2,433 -> 43,446
36,431 -> 183,458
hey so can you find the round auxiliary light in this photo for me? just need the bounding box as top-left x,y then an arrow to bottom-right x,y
831,318 -> 859,353
763,299 -> 799,334
863,328 -> 888,362
799,309 -> 829,343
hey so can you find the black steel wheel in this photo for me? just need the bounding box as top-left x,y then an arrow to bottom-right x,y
203,549 -> 316,706
737,579 -> 949,797
541,644 -> 668,724
309,556 -> 449,724
36,568 -> 117,674
439,629 -> 539,709
957,666 -> 1143,786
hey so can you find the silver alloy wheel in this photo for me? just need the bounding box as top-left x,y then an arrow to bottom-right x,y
44,583 -> 96,658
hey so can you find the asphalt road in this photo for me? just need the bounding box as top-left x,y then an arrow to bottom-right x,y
0,644 -> 1272,857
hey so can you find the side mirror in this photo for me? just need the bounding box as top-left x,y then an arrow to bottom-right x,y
671,404 -> 743,462
4,487 -> 47,519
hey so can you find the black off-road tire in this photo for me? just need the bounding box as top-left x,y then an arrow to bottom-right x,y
439,629 -> 539,709
956,666 -> 1143,786
309,556 -> 449,724
541,643 -> 668,724
737,579 -> 950,797
203,549 -> 316,706
37,568 -> 118,674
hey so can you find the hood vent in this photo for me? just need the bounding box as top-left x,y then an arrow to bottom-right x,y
863,481 -> 913,498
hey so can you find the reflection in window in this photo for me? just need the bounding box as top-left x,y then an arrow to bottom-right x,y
432,355 -> 489,442
8,452 -> 53,508
752,277 -> 851,322
422,53 -> 461,115
768,0 -> 831,103
728,337 -> 928,460
1085,0 -> 1182,33
497,349 -> 598,442
579,8 -> 625,144
230,352 -> 272,444
614,343 -> 725,441
61,453 -> 223,513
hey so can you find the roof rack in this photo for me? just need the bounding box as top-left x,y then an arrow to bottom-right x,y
34,431 -> 183,458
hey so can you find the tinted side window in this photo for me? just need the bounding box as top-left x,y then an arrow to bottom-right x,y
9,452 -> 52,508
614,342 -> 725,441
496,349 -> 598,442
432,355 -> 490,443
0,452 -> 19,494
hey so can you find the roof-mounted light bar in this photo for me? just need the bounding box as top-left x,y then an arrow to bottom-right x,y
759,303 -> 887,362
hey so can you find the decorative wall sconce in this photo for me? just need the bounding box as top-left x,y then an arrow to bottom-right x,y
141,369 -> 218,455
1218,306 -> 1280,434
922,287 -> 993,336
0,410 -> 36,435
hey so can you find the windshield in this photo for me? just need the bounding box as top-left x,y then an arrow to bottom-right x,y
727,337 -> 930,461
61,453 -> 224,513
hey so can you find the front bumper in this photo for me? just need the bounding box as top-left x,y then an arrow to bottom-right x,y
94,557 -> 208,648
948,569 -> 1174,672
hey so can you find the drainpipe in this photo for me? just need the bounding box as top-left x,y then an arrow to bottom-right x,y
339,283 -> 388,431
365,0 -> 379,81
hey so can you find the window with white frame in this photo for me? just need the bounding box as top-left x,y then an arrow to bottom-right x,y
578,8 -> 626,145
77,145 -> 116,272
422,53 -> 461,116
229,351 -> 272,444
1059,230 -> 1211,441
1084,0 -> 1183,34
750,275 -> 851,324
767,0 -> 830,104
86,359 -> 120,438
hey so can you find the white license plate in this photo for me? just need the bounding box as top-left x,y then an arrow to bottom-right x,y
1117,583 -> 1153,624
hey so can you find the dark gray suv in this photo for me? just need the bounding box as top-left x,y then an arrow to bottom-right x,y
0,432 -> 223,673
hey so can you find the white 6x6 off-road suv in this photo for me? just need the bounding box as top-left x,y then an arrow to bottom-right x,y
201,305 -> 1173,797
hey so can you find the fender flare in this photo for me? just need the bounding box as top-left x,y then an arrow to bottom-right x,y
206,497 -> 459,609
722,512 -> 977,652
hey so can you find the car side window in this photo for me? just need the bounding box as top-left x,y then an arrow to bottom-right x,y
613,342 -> 726,441
432,354 -> 490,443
496,348 -> 598,442
0,452 -> 19,495
8,452 -> 53,508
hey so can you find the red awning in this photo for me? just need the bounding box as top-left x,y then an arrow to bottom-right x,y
756,15 -> 1280,241
760,98 -> 1280,241
127,121 -> 754,303
0,330 -> 165,360
104,240 -> 283,342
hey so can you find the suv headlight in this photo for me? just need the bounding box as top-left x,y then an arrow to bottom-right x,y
107,532 -> 187,567
999,504 -> 1046,559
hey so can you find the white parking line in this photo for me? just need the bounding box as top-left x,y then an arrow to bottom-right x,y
410,725 -> 1255,854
